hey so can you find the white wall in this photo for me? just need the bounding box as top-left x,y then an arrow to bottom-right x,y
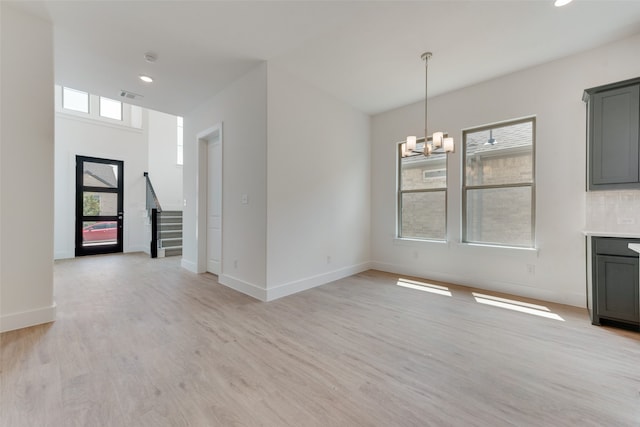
266,65 -> 371,299
54,94 -> 149,259
0,4 -> 56,332
148,110 -> 183,211
182,64 -> 268,298
371,33 -> 640,308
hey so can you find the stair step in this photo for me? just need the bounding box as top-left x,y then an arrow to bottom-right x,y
160,238 -> 182,248
164,247 -> 182,257
159,217 -> 182,224
159,223 -> 181,230
160,210 -> 183,216
159,231 -> 182,239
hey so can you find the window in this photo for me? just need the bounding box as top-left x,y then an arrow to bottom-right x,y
177,116 -> 184,165
462,117 -> 535,247
62,87 -> 89,113
398,144 -> 447,240
99,97 -> 122,120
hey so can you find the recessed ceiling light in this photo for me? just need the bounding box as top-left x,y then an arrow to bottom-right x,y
554,0 -> 573,6
139,75 -> 153,83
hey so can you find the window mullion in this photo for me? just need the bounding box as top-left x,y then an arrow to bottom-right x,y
465,182 -> 533,191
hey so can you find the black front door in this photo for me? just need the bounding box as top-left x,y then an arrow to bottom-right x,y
75,156 -> 124,256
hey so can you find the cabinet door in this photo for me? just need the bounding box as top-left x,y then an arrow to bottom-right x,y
596,255 -> 639,323
590,85 -> 640,188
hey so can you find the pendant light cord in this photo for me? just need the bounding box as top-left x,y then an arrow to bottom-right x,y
422,52 -> 432,147
424,54 -> 429,143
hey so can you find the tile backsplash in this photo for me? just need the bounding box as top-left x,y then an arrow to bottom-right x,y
586,190 -> 640,233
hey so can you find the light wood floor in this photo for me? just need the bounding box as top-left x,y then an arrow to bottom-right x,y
1,253 -> 639,426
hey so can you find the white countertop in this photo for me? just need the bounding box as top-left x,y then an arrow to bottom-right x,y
583,231 -> 640,239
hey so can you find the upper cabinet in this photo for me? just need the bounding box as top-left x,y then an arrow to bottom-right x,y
584,77 -> 640,190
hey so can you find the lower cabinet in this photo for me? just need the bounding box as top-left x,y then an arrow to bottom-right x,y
592,237 -> 640,329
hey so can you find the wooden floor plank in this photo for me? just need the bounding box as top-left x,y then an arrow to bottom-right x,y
1,253 -> 639,426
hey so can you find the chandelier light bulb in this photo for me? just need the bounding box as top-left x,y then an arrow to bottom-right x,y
433,132 -> 444,148
406,136 -> 417,152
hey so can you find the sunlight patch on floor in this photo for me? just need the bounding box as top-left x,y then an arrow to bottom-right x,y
397,278 -> 452,297
472,292 -> 565,321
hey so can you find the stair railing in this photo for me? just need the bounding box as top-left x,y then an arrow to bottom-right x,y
144,172 -> 162,258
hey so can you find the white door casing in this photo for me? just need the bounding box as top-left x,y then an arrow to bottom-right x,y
206,135 -> 222,275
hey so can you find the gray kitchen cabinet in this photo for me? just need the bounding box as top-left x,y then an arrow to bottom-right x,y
591,237 -> 639,329
584,78 -> 640,190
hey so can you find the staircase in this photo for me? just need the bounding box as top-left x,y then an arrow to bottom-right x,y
157,210 -> 183,257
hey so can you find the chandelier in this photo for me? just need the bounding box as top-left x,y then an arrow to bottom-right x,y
402,52 -> 454,157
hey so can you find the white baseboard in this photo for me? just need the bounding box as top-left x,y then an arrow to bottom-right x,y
125,245 -> 148,254
219,274 -> 267,301
54,251 -> 74,260
0,303 -> 57,333
206,260 -> 221,276
370,260 -> 585,308
266,262 -> 372,301
181,258 -> 198,273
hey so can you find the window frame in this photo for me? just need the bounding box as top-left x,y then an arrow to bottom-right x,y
461,116 -> 536,248
397,141 -> 448,241
62,87 -> 90,113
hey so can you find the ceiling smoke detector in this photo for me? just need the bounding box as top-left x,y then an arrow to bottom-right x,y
144,52 -> 157,63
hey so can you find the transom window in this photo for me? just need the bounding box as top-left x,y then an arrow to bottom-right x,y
62,87 -> 89,113
398,144 -> 447,240
99,97 -> 122,121
462,117 -> 535,247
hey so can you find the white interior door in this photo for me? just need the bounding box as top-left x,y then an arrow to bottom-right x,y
206,137 -> 222,275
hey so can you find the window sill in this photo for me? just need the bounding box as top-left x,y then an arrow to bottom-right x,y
458,242 -> 539,257
394,237 -> 449,247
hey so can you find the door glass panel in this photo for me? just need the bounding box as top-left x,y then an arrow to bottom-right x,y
77,156 -> 123,256
82,221 -> 118,246
83,162 -> 118,188
83,192 -> 117,216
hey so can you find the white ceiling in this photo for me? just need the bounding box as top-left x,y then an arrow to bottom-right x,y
12,0 -> 640,116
